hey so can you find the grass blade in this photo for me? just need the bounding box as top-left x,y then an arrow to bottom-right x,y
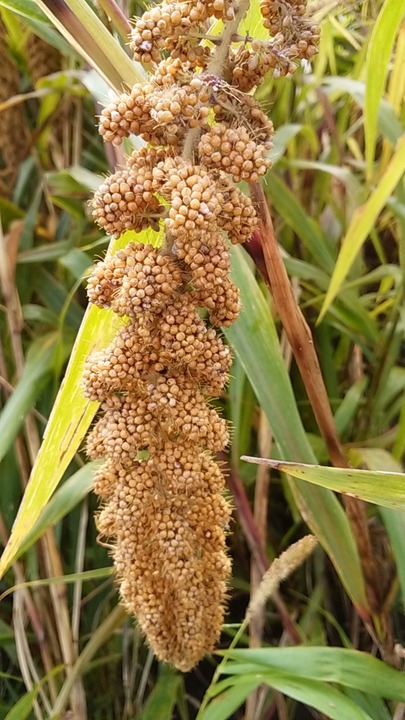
37,0 -> 143,91
199,681 -> 260,720
223,647 -> 405,700
201,671 -> 373,720
349,448 -> 405,607
319,133 -> 405,322
0,334 -> 62,464
226,246 -> 368,611
365,0 -> 405,177
140,666 -> 183,720
0,305 -> 122,579
242,457 -> 405,510
14,463 -> 98,561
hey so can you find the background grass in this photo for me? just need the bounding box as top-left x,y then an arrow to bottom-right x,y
0,0 -> 405,718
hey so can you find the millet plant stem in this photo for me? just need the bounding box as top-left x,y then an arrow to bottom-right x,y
251,181 -> 382,616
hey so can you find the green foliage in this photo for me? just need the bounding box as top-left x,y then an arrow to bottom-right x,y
0,0 -> 405,718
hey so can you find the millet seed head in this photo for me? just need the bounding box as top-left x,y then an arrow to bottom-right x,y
98,83 -> 154,145
86,374 -> 229,465
86,243 -> 182,317
198,123 -> 271,184
196,277 -> 241,327
92,167 -> 164,238
215,172 -> 258,244
129,1 -> 209,65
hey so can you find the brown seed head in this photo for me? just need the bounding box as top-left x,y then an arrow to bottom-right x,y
199,123 -> 271,183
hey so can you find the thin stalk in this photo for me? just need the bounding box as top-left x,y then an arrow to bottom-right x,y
50,605 -> 127,718
226,461 -> 301,644
72,499 -> 89,656
251,182 -> 381,614
245,409 -> 272,720
41,531 -> 88,719
0,515 -> 57,710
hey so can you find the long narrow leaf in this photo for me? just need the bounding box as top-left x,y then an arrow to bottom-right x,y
201,671 -> 373,720
37,0 -> 143,91
0,334 -> 62,465
0,229 -> 156,579
199,681 -> 260,720
242,457 -> 405,511
222,647 -> 405,701
14,462 -> 98,562
365,0 -> 405,177
0,305 -> 122,578
0,0 -> 74,54
319,133 -> 405,321
140,667 -> 183,720
226,246 -> 368,610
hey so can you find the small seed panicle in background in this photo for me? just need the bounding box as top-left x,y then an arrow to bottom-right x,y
84,0 -> 319,671
0,18 -> 29,198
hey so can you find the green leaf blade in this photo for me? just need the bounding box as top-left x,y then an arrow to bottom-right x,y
227,246 -> 368,611
365,0 -> 405,176
242,457 -> 405,511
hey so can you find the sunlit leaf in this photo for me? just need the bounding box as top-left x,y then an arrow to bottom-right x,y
14,463 -> 98,561
222,646 -> 405,700
365,0 -> 405,177
36,0 -> 143,91
318,133 -> 405,322
242,456 -> 405,510
0,229 -> 156,579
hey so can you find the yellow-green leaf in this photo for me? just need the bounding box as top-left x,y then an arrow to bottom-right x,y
37,0 -> 144,92
365,0 -> 405,178
318,133 -> 405,322
0,230 -> 155,580
0,304 -> 122,579
242,456 -> 405,510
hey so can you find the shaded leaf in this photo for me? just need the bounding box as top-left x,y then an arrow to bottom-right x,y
226,246 -> 368,610
222,647 -> 405,700
0,334 -> 63,465
140,666 -> 183,720
199,680 -> 259,720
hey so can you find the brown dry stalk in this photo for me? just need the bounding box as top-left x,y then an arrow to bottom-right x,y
1,212 -> 86,718
225,462 -> 301,644
245,410 -> 272,720
250,182 -> 381,614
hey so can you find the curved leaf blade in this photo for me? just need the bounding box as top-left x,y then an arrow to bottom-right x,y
365,0 -> 405,176
318,133 -> 405,322
0,334 -> 61,465
242,457 -> 405,510
37,0 -> 143,91
222,647 -> 405,701
0,304 -> 122,579
226,246 -> 368,610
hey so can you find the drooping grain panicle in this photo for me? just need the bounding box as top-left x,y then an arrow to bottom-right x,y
84,0 -> 319,671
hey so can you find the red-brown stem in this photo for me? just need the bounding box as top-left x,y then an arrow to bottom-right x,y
224,460 -> 301,644
246,412 -> 272,720
250,182 -> 380,613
